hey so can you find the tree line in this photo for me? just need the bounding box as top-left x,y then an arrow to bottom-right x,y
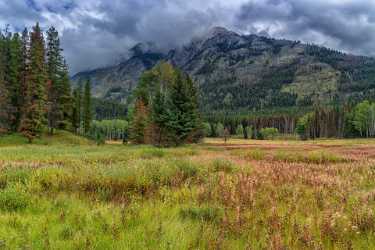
0,23 -> 92,142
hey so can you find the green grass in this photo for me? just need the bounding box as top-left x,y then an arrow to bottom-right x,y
0,130 -> 92,147
0,134 -> 375,249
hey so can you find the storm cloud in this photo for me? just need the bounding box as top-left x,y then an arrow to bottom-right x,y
1,0 -> 375,74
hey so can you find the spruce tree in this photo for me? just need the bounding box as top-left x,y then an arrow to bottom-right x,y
0,33 -> 13,133
19,28 -> 30,117
6,33 -> 22,130
83,80 -> 92,134
46,26 -> 63,134
130,62 -> 202,146
165,69 -> 201,145
59,60 -> 72,129
129,99 -> 149,144
19,23 -> 47,142
72,84 -> 83,133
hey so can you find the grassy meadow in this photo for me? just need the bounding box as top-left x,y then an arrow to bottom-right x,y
1,132 -> 375,249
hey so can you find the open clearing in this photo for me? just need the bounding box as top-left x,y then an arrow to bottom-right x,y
0,135 -> 375,249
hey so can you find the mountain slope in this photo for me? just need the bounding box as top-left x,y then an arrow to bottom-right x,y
72,27 -> 375,111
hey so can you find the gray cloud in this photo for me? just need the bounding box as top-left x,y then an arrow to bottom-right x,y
236,0 -> 375,56
1,0 -> 375,74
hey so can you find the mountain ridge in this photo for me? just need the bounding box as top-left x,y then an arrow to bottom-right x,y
72,27 -> 375,111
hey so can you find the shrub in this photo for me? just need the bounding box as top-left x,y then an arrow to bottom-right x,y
176,160 -> 199,179
203,123 -> 211,137
235,125 -> 244,137
211,159 -> 235,173
0,186 -> 29,211
216,123 -> 225,137
259,127 -> 279,140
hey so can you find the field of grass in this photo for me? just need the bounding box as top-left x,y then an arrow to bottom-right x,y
1,133 -> 375,249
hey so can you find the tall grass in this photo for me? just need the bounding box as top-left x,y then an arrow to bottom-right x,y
0,135 -> 374,249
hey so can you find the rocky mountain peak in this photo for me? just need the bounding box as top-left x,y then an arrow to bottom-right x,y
207,26 -> 236,37
130,42 -> 161,56
72,27 -> 375,110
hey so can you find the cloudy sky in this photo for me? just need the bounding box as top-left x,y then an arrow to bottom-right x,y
1,0 -> 375,74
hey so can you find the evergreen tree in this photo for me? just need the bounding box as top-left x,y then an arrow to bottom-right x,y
19,23 -> 47,142
151,88 -> 168,145
59,60 -> 72,129
163,70 -> 195,145
19,28 -> 30,117
83,80 -> 92,134
0,32 -> 13,133
129,99 -> 149,144
46,26 -> 63,134
6,32 -> 22,130
130,62 -> 202,146
72,84 -> 83,133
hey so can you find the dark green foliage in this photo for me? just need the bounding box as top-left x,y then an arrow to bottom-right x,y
19,23 -> 47,142
93,98 -> 127,120
59,61 -> 72,129
46,27 -> 72,133
0,23 -> 73,142
0,32 -> 13,133
130,62 -> 203,146
83,80 -> 93,134
6,33 -> 22,130
71,84 -> 83,133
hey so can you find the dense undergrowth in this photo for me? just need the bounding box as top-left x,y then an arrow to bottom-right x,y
0,133 -> 375,249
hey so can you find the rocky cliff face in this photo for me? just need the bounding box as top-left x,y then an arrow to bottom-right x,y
72,27 -> 375,110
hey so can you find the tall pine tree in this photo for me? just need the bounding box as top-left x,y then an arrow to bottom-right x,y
59,60 -> 72,129
72,84 -> 83,133
19,23 -> 47,142
130,62 -> 202,146
5,32 -> 22,130
0,32 -> 13,133
83,80 -> 92,134
46,26 -> 63,134
19,28 -> 30,118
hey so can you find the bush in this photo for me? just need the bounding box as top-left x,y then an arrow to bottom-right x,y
235,125 -> 244,137
203,123 -> 211,137
259,127 -> 279,140
0,186 -> 29,211
211,159 -> 235,173
216,123 -> 225,137
176,160 -> 199,179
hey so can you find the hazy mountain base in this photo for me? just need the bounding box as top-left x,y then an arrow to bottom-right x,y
72,27 -> 375,111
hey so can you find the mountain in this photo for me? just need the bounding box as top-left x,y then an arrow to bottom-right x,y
72,27 -> 375,111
